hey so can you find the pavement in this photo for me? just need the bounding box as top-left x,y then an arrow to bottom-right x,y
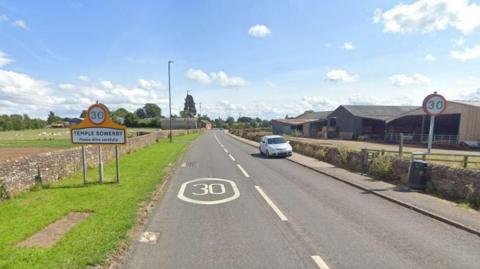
123,130 -> 480,269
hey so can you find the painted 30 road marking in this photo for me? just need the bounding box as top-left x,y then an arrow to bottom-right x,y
177,178 -> 240,205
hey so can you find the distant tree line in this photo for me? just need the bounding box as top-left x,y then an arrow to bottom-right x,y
0,114 -> 47,131
213,116 -> 271,129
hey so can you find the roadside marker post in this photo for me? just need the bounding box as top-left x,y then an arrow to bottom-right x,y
70,103 -> 127,184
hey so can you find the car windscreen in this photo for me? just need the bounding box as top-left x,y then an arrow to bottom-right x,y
267,137 -> 286,144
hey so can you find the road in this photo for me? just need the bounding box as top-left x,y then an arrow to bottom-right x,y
123,130 -> 480,269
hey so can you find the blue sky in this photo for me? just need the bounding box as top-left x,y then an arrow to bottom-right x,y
1,0 -> 480,119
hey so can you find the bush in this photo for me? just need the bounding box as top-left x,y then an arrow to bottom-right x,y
466,184 -> 480,209
368,155 -> 394,181
0,183 -> 9,200
314,148 -> 327,161
290,130 -> 303,137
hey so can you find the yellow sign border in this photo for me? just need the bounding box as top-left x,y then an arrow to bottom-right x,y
70,103 -> 127,145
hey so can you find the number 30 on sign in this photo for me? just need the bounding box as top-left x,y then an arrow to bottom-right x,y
422,93 -> 447,116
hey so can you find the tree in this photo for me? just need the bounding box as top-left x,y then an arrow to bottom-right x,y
79,110 -> 87,118
47,111 -> 61,124
135,108 -> 147,119
226,116 -> 235,126
124,112 -> 138,127
143,103 -> 162,118
113,108 -> 129,118
183,93 -> 197,117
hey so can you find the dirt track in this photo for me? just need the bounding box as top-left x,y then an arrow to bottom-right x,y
0,148 -> 63,161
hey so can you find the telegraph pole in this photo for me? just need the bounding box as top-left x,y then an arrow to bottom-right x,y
168,60 -> 173,143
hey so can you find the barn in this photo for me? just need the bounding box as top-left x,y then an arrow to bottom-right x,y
386,100 -> 480,145
272,111 -> 331,138
327,105 -> 418,140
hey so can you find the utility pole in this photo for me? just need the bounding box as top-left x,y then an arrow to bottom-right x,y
168,60 -> 173,143
199,102 -> 202,117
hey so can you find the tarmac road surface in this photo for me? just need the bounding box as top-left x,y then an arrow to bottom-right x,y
123,130 -> 480,269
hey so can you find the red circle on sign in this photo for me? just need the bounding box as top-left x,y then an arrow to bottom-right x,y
87,104 -> 107,125
422,93 -> 447,116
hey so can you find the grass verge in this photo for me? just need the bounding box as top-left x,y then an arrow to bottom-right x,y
0,132 -> 202,269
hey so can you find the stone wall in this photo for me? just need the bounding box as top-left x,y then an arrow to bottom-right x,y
0,130 -> 192,198
233,129 -> 480,208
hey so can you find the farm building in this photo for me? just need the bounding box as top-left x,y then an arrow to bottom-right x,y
386,100 -> 480,145
327,105 -> 418,140
272,111 -> 332,138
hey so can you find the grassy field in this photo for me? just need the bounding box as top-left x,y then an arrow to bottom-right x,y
0,128 -> 163,148
0,132 -> 201,269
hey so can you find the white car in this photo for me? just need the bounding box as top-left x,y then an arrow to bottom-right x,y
259,135 -> 293,158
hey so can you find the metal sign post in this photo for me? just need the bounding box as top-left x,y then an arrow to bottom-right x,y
427,116 -> 435,154
98,145 -> 104,183
70,103 -> 127,184
81,145 -> 87,184
422,92 -> 447,154
115,145 -> 120,183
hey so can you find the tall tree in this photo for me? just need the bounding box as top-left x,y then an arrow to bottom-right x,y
135,108 -> 147,119
143,103 -> 162,118
47,111 -> 61,124
183,93 -> 197,117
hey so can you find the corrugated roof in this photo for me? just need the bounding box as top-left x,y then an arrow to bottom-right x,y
272,118 -> 319,125
295,111 -> 332,120
342,105 -> 419,121
450,100 -> 480,107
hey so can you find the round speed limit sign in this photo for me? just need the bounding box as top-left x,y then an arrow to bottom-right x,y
88,105 -> 107,125
422,93 -> 447,116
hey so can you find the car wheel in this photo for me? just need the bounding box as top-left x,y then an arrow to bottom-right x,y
259,147 -> 263,155
265,150 -> 270,158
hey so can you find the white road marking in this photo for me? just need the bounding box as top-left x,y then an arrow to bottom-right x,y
254,185 -> 288,221
139,232 -> 160,244
236,164 -> 250,178
311,256 -> 330,269
181,162 -> 186,167
177,178 -> 240,205
228,154 -> 236,161
223,148 -> 229,153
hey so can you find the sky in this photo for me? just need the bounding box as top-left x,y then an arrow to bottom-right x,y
1,0 -> 480,120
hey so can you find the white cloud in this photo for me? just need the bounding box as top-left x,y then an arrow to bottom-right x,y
59,83 -> 75,90
186,68 -> 212,84
300,96 -> 337,111
0,14 -> 8,22
348,94 -> 382,105
342,42 -> 356,50
138,79 -> 165,90
0,65 -> 168,118
210,71 -> 247,88
0,51 -> 13,67
248,24 -> 271,38
13,20 -> 29,30
424,54 -> 437,61
348,94 -> 416,106
78,75 -> 89,81
454,36 -> 466,47
389,73 -> 431,87
374,0 -> 480,35
186,68 -> 247,88
326,69 -> 358,83
266,81 -> 276,87
100,80 -> 114,89
450,45 -> 480,61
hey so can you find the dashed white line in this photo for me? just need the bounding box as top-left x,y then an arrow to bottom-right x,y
254,185 -> 288,221
236,164 -> 250,178
311,256 -> 330,269
181,162 -> 186,167
223,148 -> 229,153
228,154 -> 236,161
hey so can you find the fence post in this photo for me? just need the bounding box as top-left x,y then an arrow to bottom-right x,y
463,156 -> 468,168
361,149 -> 368,173
399,133 -> 404,158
